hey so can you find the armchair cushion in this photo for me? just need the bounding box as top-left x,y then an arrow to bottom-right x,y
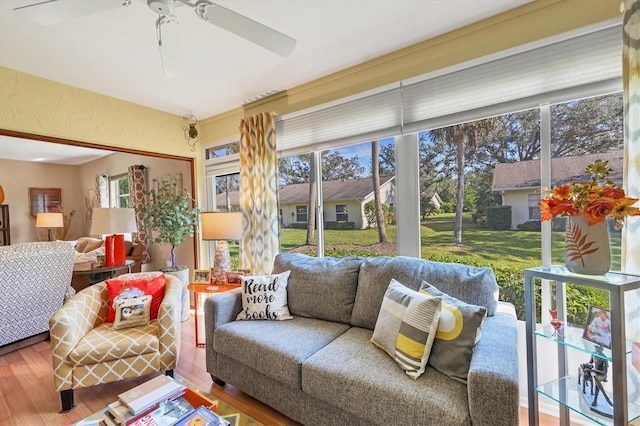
69,320 -> 159,364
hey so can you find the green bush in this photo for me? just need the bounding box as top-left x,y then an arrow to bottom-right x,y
289,223 -> 308,229
324,221 -> 356,230
517,221 -> 541,232
486,206 -> 512,230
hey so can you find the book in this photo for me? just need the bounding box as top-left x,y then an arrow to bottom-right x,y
174,406 -> 221,426
128,396 -> 195,426
108,390 -> 185,425
119,375 -> 186,415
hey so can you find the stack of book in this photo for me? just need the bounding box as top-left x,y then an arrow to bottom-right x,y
78,375 -> 226,426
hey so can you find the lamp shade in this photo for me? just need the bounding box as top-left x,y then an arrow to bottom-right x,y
201,211 -> 243,241
35,212 -> 63,228
90,208 -> 137,235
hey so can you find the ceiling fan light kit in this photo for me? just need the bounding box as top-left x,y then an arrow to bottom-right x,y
13,0 -> 297,77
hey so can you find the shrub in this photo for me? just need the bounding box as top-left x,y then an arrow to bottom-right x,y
324,221 -> 356,230
517,221 -> 541,232
486,205 -> 512,230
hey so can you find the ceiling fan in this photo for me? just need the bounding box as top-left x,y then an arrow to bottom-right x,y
13,0 -> 297,78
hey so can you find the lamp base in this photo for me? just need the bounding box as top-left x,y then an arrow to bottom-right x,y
212,241 -> 231,284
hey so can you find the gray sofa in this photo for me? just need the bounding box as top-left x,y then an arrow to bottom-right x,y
205,253 -> 519,425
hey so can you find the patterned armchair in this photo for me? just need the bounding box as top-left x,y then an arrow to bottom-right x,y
49,272 -> 182,412
0,242 -> 75,351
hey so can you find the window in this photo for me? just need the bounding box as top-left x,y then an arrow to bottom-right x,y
336,205 -> 348,221
528,194 -> 540,220
110,175 -> 130,208
296,206 -> 307,222
205,142 -> 239,160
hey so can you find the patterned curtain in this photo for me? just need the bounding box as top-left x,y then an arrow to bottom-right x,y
239,112 -> 279,275
128,165 -> 151,264
95,174 -> 109,208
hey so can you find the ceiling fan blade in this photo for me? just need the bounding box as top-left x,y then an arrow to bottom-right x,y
155,15 -> 185,79
194,1 -> 296,57
13,0 -> 125,26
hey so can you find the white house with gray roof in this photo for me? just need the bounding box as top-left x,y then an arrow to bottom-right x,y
216,175 -> 396,229
491,150 -> 623,229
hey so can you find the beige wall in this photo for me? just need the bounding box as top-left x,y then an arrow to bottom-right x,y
0,159 -> 83,242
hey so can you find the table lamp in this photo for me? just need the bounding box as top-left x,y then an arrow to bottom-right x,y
201,211 -> 243,283
90,208 -> 137,266
36,212 -> 64,241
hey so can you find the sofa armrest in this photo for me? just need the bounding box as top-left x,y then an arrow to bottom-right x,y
467,307 -> 519,426
157,276 -> 182,371
204,289 -> 242,375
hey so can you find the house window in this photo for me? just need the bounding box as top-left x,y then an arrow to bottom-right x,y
296,206 -> 307,222
110,175 -> 130,208
528,194 -> 540,220
336,204 -> 348,221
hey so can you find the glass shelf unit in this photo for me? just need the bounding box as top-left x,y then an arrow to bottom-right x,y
524,266 -> 640,426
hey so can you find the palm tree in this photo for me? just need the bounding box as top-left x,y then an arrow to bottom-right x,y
306,156 -> 317,245
428,119 -> 496,244
371,140 -> 387,243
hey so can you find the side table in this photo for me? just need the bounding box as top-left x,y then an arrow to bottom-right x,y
71,259 -> 135,292
187,282 -> 241,347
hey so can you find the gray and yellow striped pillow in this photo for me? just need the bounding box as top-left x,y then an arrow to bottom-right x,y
371,279 -> 442,379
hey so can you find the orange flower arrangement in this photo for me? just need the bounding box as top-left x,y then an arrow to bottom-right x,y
540,159 -> 640,226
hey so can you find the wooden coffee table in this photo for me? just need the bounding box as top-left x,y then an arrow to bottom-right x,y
188,282 -> 241,347
71,259 -> 135,292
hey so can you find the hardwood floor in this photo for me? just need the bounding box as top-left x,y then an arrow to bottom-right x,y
0,315 -> 557,425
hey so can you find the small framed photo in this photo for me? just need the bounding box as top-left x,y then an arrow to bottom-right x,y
582,305 -> 611,349
225,271 -> 245,285
192,269 -> 211,284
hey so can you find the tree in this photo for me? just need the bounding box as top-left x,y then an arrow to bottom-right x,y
306,156 -> 317,245
428,119 -> 497,244
371,140 -> 387,243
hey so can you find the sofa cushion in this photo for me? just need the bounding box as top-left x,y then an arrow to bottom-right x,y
236,271 -> 292,321
272,253 -> 361,324
302,327 -> 471,426
371,279 -> 441,379
351,256 -> 498,330
214,316 -> 350,389
420,281 -> 486,384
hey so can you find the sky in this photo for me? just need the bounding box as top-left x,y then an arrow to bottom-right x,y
327,137 -> 395,176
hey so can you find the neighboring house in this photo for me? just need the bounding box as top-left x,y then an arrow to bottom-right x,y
491,150 -> 623,229
421,192 -> 443,212
216,175 -> 396,230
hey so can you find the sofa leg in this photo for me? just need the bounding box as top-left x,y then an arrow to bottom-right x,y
165,369 -> 174,378
210,374 -> 226,386
60,389 -> 74,413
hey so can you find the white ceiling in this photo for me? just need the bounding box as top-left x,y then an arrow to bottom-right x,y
0,0 -> 532,163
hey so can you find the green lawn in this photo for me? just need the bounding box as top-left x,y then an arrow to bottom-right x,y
279,213 -> 622,272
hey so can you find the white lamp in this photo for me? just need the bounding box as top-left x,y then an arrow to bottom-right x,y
201,211 -> 243,283
36,212 -> 64,241
90,208 -> 137,266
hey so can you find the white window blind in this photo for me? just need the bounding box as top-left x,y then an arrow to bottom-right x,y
275,23 -> 621,150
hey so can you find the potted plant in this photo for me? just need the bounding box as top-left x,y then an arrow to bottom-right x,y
137,175 -> 201,320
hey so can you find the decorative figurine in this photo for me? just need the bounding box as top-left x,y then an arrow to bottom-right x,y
577,346 -> 613,418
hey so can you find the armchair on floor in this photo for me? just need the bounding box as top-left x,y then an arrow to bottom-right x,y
49,272 -> 182,412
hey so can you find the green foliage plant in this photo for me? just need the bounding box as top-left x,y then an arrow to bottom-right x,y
137,175 -> 201,271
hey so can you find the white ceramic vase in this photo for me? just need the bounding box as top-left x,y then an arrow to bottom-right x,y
565,215 -> 610,275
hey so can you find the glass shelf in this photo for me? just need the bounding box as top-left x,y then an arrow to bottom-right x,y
536,376 -> 640,425
533,325 -> 633,361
